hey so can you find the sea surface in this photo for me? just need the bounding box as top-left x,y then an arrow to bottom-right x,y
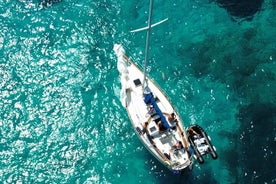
0,0 -> 275,183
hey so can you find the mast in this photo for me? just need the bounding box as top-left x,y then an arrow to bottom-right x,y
142,0 -> 154,92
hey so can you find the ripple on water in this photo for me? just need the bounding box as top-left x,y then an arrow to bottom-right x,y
0,1 -> 122,183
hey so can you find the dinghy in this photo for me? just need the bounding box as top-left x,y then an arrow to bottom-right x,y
187,125 -> 218,164
113,0 -> 192,172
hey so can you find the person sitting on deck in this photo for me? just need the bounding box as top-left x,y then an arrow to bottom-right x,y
157,120 -> 167,133
171,141 -> 184,151
142,122 -> 149,134
163,112 -> 178,124
142,116 -> 152,133
146,105 -> 156,117
162,112 -> 178,130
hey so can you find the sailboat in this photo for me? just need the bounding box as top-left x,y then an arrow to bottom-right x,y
113,0 -> 193,172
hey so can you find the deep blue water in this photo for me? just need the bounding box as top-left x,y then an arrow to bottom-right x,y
0,0 -> 275,183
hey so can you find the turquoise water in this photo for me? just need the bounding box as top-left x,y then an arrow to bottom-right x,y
0,0 -> 275,183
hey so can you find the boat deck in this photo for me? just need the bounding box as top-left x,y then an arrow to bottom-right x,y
114,44 -> 191,171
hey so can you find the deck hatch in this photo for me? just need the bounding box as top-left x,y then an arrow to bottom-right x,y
133,79 -> 142,87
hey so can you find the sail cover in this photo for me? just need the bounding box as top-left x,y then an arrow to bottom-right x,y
144,93 -> 171,129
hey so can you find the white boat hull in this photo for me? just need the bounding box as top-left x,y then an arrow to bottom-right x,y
114,44 -> 192,171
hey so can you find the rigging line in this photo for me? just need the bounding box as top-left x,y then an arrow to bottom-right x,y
142,0 -> 154,92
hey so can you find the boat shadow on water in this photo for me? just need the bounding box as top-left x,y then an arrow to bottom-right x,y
142,147 -> 219,184
150,160 -> 220,184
